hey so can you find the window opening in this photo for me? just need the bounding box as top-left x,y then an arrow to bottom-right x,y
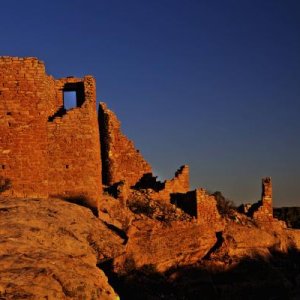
63,91 -> 77,110
62,82 -> 85,110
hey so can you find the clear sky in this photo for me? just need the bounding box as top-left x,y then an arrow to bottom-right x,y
0,0 -> 299,206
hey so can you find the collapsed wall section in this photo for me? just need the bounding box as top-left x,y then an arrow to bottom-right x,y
47,76 -> 102,208
0,57 -> 54,197
155,165 -> 189,200
171,188 -> 222,230
133,165 -> 190,201
98,102 -> 151,187
171,190 -> 197,217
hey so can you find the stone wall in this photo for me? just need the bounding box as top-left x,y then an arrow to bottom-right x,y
250,177 -> 274,221
152,165 -> 190,201
171,190 -> 197,217
0,57 -> 51,198
171,188 -> 222,229
163,165 -> 189,194
0,57 -> 102,209
195,188 -> 222,228
47,76 -> 102,208
98,102 -> 151,187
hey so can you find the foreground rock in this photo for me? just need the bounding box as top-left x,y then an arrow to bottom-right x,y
102,195 -> 300,299
115,218 -> 218,272
101,191 -> 219,272
109,218 -> 300,300
0,197 -> 124,299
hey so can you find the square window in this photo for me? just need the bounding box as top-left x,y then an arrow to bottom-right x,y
63,91 -> 77,110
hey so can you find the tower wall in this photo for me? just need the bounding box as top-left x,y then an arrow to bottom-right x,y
0,57 -> 53,197
47,76 -> 102,207
0,57 -> 102,209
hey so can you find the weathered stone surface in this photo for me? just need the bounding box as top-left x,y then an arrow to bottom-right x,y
114,218 -> 217,272
47,76 -> 102,209
0,57 -> 102,209
171,188 -> 223,230
98,102 -> 151,187
152,165 -> 190,201
99,193 -> 135,232
249,177 -> 274,221
211,221 -> 300,262
133,165 -> 190,202
127,188 -> 193,223
286,229 -> 300,249
0,197 -> 124,299
221,223 -> 280,258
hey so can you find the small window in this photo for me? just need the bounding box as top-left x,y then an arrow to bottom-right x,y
63,91 -> 77,110
62,82 -> 85,110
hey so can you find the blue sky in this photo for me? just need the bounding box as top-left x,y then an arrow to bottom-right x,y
1,0 -> 299,206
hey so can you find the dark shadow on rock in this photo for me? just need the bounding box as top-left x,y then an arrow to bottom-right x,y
170,192 -> 197,218
0,176 -> 12,193
104,181 -> 126,199
99,247 -> 300,300
55,195 -> 98,217
104,183 -> 119,199
204,231 -> 224,260
103,222 -> 128,244
98,104 -> 110,186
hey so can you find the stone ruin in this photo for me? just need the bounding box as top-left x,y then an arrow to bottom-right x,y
134,165 -> 190,200
98,102 -> 151,187
0,57 -> 150,209
0,56 -> 278,224
171,188 -> 222,229
246,177 -> 274,221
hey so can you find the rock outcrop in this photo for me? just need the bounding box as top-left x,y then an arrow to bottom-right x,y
0,197 -> 124,299
115,218 -> 218,272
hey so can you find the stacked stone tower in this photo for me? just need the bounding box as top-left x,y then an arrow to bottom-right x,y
0,57 -> 102,209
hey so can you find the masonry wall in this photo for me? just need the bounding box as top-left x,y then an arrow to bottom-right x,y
47,76 -> 102,207
0,57 -> 102,208
171,188 -> 222,230
0,57 -> 52,197
98,102 -> 151,187
171,190 -> 197,217
195,189 -> 221,228
152,165 -> 190,201
252,177 -> 273,221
